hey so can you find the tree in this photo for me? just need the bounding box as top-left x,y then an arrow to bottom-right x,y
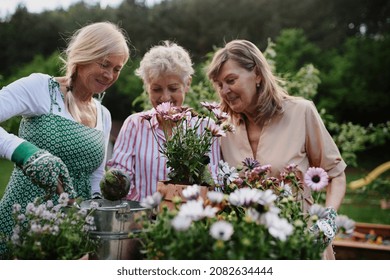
319,34 -> 390,125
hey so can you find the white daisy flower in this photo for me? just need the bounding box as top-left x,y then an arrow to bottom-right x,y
309,204 -> 327,219
178,199 -> 205,221
258,189 -> 277,206
229,188 -> 263,207
207,191 -> 225,203
280,182 -> 293,197
182,184 -> 201,200
58,192 -> 70,206
203,205 -> 218,218
336,215 -> 355,235
140,192 -> 163,209
218,160 -> 240,185
171,216 -> 192,231
261,212 -> 294,241
246,208 -> 261,221
209,220 -> 234,241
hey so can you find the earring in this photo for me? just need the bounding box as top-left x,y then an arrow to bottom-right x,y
256,83 -> 260,88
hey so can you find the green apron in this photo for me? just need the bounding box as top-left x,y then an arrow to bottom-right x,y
0,78 -> 105,256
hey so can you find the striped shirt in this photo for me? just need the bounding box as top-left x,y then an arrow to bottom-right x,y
107,108 -> 221,201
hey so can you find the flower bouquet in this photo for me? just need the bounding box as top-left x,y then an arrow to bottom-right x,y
133,158 -> 355,260
140,101 -> 232,186
5,193 -> 100,260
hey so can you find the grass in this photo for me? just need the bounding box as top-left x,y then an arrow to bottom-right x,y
339,198 -> 390,224
0,158 -> 13,197
339,166 -> 390,225
0,158 -> 389,225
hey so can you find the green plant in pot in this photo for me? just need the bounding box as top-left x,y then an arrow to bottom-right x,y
139,101 -> 232,207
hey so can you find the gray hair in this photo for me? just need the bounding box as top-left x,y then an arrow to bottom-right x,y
135,40 -> 194,85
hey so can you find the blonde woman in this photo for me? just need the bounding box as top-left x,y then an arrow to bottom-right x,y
0,22 -> 130,257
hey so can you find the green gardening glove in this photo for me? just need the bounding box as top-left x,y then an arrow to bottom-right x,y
11,141 -> 75,198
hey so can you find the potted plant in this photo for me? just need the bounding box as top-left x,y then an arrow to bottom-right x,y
139,101 -> 232,208
134,159 -> 355,259
4,193 -> 100,260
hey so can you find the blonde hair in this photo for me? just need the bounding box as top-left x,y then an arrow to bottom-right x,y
135,40 -> 194,86
207,39 -> 289,125
60,21 -> 130,121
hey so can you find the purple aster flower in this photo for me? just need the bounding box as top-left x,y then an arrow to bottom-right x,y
242,158 -> 260,170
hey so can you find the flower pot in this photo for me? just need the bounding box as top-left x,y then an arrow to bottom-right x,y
156,181 -> 208,210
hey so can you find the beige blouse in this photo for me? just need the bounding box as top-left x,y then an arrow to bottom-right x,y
221,98 -> 347,207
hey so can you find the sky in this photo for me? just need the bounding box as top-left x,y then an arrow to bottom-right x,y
0,0 -> 158,19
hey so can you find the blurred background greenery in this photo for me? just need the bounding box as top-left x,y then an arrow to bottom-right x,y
0,0 -> 389,224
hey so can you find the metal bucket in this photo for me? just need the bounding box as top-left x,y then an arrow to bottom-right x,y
80,199 -> 150,260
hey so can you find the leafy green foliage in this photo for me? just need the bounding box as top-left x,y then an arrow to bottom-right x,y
324,118 -> 390,167
273,29 -> 321,75
143,103 -> 221,185
163,121 -> 214,185
0,116 -> 21,136
318,34 -> 390,125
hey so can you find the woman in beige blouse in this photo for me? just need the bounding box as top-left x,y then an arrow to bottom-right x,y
206,39 -> 346,260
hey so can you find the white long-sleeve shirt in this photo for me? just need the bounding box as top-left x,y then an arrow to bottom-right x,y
0,73 -> 111,195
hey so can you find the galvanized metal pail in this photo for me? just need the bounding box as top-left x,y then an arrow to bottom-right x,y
80,199 -> 150,260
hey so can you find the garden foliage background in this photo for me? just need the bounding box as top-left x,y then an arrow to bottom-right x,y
0,0 -> 389,224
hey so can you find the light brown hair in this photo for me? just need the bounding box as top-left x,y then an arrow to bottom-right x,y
207,39 -> 289,125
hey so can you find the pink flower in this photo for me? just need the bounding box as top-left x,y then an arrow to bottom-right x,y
139,111 -> 155,121
304,167 -> 329,191
156,102 -> 172,114
207,122 -> 226,137
201,101 -> 220,111
221,122 -> 235,133
165,112 -> 185,122
211,108 -> 228,122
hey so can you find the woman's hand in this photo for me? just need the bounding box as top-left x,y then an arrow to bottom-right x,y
22,150 -> 75,198
310,207 -> 338,247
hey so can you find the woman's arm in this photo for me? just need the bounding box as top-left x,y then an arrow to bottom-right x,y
0,74 -> 51,160
106,115 -> 137,181
304,100 -> 347,210
90,104 -> 112,196
325,171 -> 346,211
